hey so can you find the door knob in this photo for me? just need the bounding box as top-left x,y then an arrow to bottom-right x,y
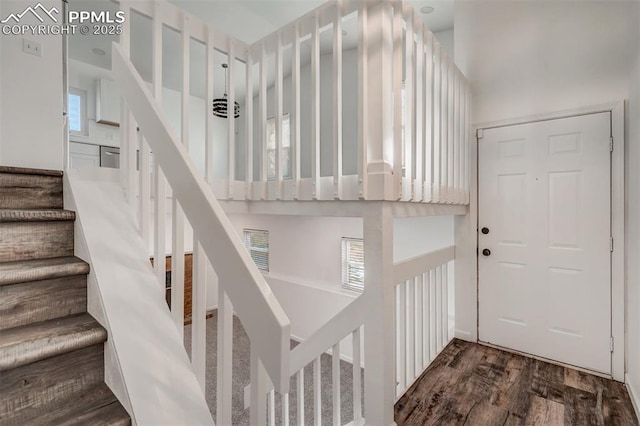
481,227 -> 490,234
482,249 -> 491,256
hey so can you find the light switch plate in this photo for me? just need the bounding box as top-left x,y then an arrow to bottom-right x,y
22,39 -> 41,57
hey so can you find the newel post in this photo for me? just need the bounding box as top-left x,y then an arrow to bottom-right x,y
362,0 -> 396,200
363,203 -> 397,425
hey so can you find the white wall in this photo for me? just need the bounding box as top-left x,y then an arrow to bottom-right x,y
455,1 -> 637,125
625,2 -> 640,414
453,0 -> 639,342
0,0 -> 64,170
434,28 -> 453,59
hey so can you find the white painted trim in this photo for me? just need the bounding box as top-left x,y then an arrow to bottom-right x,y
626,373 -> 640,421
471,101 -> 626,381
393,246 -> 455,284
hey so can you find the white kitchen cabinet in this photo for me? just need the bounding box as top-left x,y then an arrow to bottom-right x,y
96,78 -> 120,126
69,142 -> 100,168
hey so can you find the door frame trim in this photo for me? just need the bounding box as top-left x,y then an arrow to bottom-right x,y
461,101 -> 625,381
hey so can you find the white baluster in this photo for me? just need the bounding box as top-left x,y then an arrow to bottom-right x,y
217,287 -> 233,425
403,8 -> 414,202
259,43 -> 268,200
245,51 -> 254,198
357,3 -> 368,199
282,392 -> 290,426
352,327 -> 362,422
334,0 -> 344,200
192,239 -> 207,391
205,27 -> 214,185
413,20 -> 424,202
275,32 -> 283,200
332,342 -> 341,425
250,352 -> 268,424
227,41 -> 236,198
406,279 -> 415,384
170,200 -> 184,339
311,12 -> 320,199
414,275 -> 423,374
296,369 -> 305,426
291,23 -> 301,200
396,282 -> 406,394
268,389 -> 275,426
313,356 -> 321,425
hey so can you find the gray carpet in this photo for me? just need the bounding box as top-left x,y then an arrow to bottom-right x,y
184,311 -> 365,425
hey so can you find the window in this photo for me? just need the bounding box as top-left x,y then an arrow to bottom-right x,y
342,238 -> 364,291
244,229 -> 269,272
267,114 -> 291,180
68,89 -> 86,135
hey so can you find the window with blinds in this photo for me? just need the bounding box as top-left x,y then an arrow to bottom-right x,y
342,237 -> 364,292
244,229 -> 269,272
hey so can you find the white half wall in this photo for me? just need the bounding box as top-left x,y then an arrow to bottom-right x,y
0,0 -> 64,170
625,2 -> 640,415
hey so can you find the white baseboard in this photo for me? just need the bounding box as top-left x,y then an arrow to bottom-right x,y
454,328 -> 474,342
626,373 -> 640,421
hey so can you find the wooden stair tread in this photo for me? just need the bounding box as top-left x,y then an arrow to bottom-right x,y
0,256 -> 89,286
22,383 -> 130,426
0,209 -> 75,222
0,313 -> 107,371
0,165 -> 63,177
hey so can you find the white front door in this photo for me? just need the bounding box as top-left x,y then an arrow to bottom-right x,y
478,112 -> 612,374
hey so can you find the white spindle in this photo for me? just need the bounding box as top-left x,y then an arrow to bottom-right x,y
170,200 -> 184,338
413,22 -> 424,202
296,370 -> 305,426
406,279 -> 415,384
447,59 -> 455,204
250,352 -> 267,424
245,52 -> 254,198
440,57 -> 448,203
442,263 -> 449,346
435,265 -> 443,352
332,342 -> 341,425
205,28 -> 214,185
422,272 -> 430,365
217,287 -> 233,425
268,389 -> 275,426
352,328 -> 362,422
192,239 -> 207,391
153,168 -> 166,289
311,13 -> 320,199
396,282 -> 406,393
357,3 -> 368,199
414,275 -> 423,373
424,30 -> 434,203
139,138 -> 151,247
403,9 -> 414,202
432,42 -> 441,202
429,268 -> 436,360
333,1 -> 344,200
282,392 -> 290,426
275,32 -> 283,199
152,0 -> 165,289
391,3 -> 402,200
228,41 -> 236,198
259,43 -> 268,199
313,356 -> 321,425
292,23 -> 301,200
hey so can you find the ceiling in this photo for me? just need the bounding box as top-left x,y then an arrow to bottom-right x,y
68,0 -> 454,99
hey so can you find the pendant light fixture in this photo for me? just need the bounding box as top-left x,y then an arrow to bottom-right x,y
212,63 -> 240,119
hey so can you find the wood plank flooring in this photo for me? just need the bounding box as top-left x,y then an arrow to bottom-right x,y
395,339 -> 638,425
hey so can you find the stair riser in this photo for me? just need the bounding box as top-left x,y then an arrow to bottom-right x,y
0,173 -> 63,210
0,344 -> 104,425
0,275 -> 87,331
0,221 -> 74,262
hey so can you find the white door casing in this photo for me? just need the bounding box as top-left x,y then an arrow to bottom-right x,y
478,112 -> 611,374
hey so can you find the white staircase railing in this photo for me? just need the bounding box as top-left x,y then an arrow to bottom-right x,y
394,246 -> 455,398
112,36 -> 290,426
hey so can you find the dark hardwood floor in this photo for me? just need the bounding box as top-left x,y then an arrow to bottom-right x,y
395,339 -> 638,425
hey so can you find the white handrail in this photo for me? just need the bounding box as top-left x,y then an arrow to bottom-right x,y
394,246 -> 455,284
111,42 -> 291,393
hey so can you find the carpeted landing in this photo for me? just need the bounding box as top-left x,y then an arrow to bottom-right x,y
184,311 -> 365,425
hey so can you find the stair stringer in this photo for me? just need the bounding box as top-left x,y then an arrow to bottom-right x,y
64,167 -> 213,426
